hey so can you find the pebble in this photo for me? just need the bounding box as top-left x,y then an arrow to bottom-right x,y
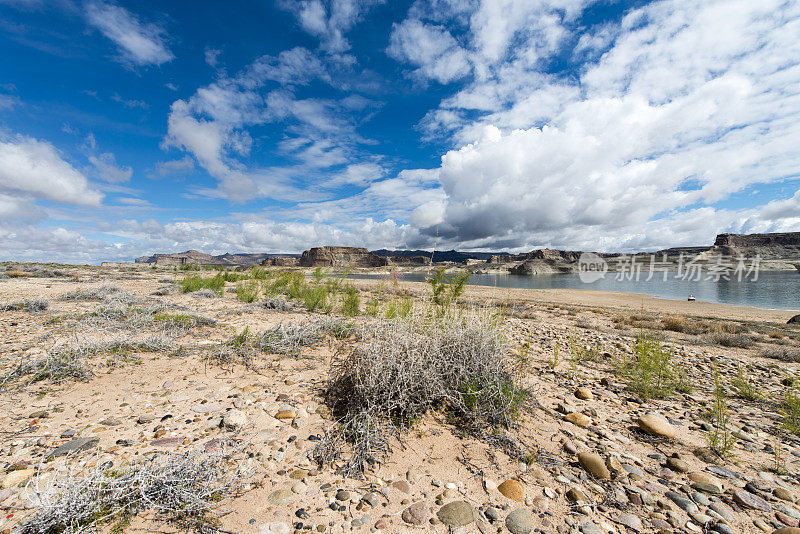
222,409 -> 247,429
577,452 -> 610,480
505,508 -> 535,534
498,479 -> 525,501
565,412 -> 591,427
437,501 -> 474,527
637,412 -> 676,439
665,491 -> 699,514
267,489 -> 295,506
2,469 -> 35,489
401,502 -> 428,525
47,437 -> 99,458
733,489 -> 772,512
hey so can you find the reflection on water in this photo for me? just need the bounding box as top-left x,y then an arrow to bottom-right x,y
348,271 -> 800,310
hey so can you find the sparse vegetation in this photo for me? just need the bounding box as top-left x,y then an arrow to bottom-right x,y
760,346 -> 800,362
235,279 -> 260,303
314,306 -> 527,477
60,284 -> 125,301
207,317 -> 351,370
732,363 -> 761,400
781,384 -> 800,435
616,333 -> 688,400
179,273 -> 225,296
706,361 -> 737,457
427,267 -> 469,307
20,443 -> 252,534
341,285 -> 360,317
1,298 -> 50,312
1,336 -> 171,388
704,331 -> 755,348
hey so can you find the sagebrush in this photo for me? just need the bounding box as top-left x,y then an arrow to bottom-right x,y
314,306 -> 527,476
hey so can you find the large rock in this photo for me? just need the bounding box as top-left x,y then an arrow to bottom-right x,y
298,246 -> 390,268
437,501 -> 474,527
788,315 -> 800,325
637,412 -> 676,438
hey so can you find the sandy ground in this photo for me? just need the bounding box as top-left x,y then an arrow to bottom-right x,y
1,265 -> 799,534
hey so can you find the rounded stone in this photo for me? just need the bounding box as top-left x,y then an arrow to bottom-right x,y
637,412 -> 675,438
275,410 -> 296,420
267,489 -> 294,506
401,502 -> 428,525
578,452 -> 610,480
772,529 -> 800,534
392,480 -> 411,494
223,409 -> 247,429
2,469 -> 35,489
575,387 -> 593,400
497,479 -> 526,501
565,412 -> 591,427
505,509 -> 535,534
437,501 -> 474,527
733,490 -> 771,512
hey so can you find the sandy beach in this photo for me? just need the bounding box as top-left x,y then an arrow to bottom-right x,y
350,278 -> 799,324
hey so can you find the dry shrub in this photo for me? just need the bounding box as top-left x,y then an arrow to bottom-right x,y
314,306 -> 527,477
1,336 -> 171,388
21,442 -> 252,534
207,317 -> 350,371
262,296 -> 297,311
703,331 -> 755,348
761,346 -> 800,362
191,288 -> 218,299
661,315 -> 702,335
1,298 -> 50,312
60,284 -> 126,301
79,300 -> 214,338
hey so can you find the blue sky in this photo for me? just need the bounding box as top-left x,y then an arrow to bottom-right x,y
1,0 -> 799,263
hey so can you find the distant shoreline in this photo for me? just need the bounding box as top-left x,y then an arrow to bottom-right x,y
348,277 -> 799,323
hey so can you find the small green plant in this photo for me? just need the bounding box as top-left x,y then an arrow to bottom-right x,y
781,384 -> 800,435
301,285 -> 329,311
341,286 -> 360,317
546,345 -> 560,369
706,360 -> 737,457
249,266 -> 267,280
236,279 -> 260,303
365,295 -> 379,316
180,273 -> 225,296
616,333 -> 687,400
312,266 -> 325,282
732,364 -> 761,400
426,267 -> 469,307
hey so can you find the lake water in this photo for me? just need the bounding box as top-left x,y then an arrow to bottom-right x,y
348,271 -> 800,311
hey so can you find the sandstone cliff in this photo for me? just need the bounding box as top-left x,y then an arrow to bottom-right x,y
298,246 -> 389,268
135,250 -> 296,267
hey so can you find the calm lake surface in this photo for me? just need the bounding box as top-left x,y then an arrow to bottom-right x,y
348,271 -> 800,311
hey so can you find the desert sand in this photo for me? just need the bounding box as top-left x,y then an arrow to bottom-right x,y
1,264 -> 799,534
